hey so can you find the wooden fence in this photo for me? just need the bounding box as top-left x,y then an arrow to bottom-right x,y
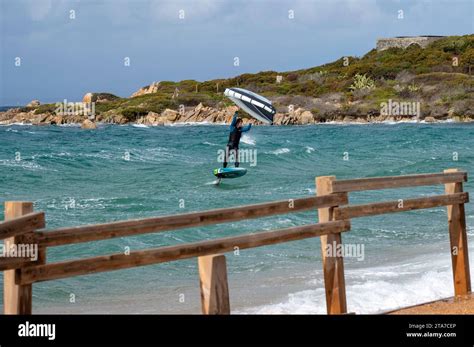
0,169 -> 470,315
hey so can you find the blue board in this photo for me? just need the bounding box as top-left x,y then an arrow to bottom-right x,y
213,167 -> 247,179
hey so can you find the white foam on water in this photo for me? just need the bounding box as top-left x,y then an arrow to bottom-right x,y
45,197 -> 112,210
203,141 -> 219,146
240,249 -> 466,314
3,122 -> 28,126
0,159 -> 46,171
58,123 -> 81,127
168,121 -> 225,126
305,146 -> 315,153
241,134 -> 256,145
5,127 -> 36,133
132,124 -> 149,128
124,147 -> 186,163
268,148 -> 290,155
31,152 -> 72,159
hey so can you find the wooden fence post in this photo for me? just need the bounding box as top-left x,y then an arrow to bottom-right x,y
444,169 -> 471,296
316,176 -> 347,314
4,201 -> 33,314
198,254 -> 230,314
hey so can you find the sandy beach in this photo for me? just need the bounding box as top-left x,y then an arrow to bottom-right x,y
389,294 -> 474,314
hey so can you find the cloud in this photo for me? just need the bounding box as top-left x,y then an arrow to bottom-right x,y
287,0 -> 386,25
148,0 -> 226,22
27,0 -> 53,20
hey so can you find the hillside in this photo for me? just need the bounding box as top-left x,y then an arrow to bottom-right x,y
1,34 -> 473,125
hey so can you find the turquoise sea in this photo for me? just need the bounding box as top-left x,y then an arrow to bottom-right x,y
1,122 -> 473,313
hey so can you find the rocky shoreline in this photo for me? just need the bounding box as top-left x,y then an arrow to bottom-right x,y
3,34 -> 473,128
1,102 -> 473,128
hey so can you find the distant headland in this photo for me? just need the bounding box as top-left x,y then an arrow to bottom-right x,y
1,34 -> 473,127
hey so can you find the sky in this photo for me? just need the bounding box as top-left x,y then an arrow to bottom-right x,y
0,0 -> 473,105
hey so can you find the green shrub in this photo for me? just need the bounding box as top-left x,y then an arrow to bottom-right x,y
350,74 -> 376,91
407,83 -> 421,92
34,104 -> 57,114
121,108 -> 149,121
286,73 -> 298,82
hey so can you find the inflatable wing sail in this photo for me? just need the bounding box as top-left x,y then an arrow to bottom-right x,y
224,88 -> 276,124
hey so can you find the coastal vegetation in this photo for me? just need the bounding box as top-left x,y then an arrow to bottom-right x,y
1,34 -> 473,125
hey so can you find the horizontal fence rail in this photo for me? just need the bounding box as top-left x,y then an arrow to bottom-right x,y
0,257 -> 34,272
0,212 -> 45,240
331,171 -> 467,193
334,192 -> 469,220
37,194 -> 348,247
19,220 -> 351,284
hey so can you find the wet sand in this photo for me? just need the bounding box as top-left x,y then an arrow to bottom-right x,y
388,294 -> 474,314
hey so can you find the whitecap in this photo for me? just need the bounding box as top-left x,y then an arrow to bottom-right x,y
237,250 -> 463,314
203,141 -> 219,146
241,134 -> 256,145
268,148 -> 290,155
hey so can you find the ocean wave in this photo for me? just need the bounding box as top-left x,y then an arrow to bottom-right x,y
268,148 -> 290,155
242,260 -> 453,314
168,121 -> 226,126
0,159 -> 47,171
31,152 -> 73,160
241,134 -> 256,145
321,119 -> 459,126
240,251 -> 457,314
203,141 -> 220,146
1,122 -> 29,126
58,123 -> 81,127
305,146 -> 315,153
4,127 -> 37,134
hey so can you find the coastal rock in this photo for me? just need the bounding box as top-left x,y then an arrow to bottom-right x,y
83,93 -> 93,103
182,103 -> 207,122
354,117 -> 368,123
82,92 -> 119,103
450,115 -> 473,123
162,109 -> 179,121
224,113 -> 234,123
50,115 -> 64,125
195,103 -> 204,112
215,111 -> 227,123
299,110 -> 314,124
136,112 -> 172,126
225,105 -> 238,116
204,112 -> 218,123
137,113 -> 156,125
222,106 -> 238,123
10,112 -> 36,124
343,116 -> 355,122
81,119 -> 97,129
157,116 -> 170,125
273,113 -> 285,125
27,100 -> 41,107
424,116 -> 437,123
182,109 -> 195,121
30,113 -> 45,125
98,112 -> 127,125
115,115 -> 128,124
131,82 -> 160,98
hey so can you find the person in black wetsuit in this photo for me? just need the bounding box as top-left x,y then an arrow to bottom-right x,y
223,111 -> 251,168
